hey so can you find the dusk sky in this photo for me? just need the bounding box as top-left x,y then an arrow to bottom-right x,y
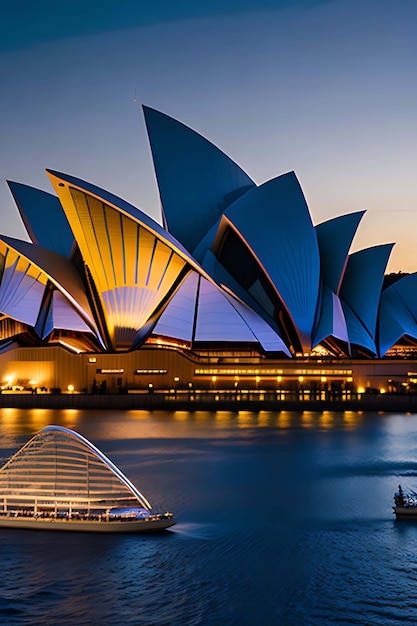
1,0 -> 416,272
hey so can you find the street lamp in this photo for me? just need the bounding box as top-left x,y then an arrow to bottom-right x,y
173,376 -> 180,398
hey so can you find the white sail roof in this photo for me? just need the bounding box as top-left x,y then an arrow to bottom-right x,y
0,426 -> 151,511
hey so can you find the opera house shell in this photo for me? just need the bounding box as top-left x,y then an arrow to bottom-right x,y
0,106 -> 416,394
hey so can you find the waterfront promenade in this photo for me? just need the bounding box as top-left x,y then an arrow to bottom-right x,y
1,390 -> 417,413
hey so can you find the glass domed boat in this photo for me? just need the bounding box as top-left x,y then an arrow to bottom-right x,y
0,425 -> 175,532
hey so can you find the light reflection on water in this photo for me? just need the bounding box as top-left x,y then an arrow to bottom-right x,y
0,407 -> 368,442
1,409 -> 417,624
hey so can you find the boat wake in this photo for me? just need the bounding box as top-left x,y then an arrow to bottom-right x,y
168,522 -> 218,540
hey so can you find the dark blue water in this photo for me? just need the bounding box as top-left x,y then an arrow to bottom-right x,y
0,408 -> 416,625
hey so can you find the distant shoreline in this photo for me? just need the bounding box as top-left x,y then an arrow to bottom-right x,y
0,392 -> 416,413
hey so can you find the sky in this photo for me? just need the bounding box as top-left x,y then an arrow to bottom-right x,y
1,0 -> 416,272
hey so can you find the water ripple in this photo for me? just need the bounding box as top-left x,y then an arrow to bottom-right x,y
1,410 -> 417,624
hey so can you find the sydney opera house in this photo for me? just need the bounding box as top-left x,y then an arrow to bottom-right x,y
0,106 -> 416,397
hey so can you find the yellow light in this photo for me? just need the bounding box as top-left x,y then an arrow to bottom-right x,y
256,376 -> 260,383
174,376 -> 180,382
380,388 -> 386,394
148,383 -> 153,389
67,384 -> 74,393
358,386 -> 365,394
211,376 -> 217,383
277,376 -> 282,383
298,376 -> 304,383
347,377 -> 353,383
321,376 -> 327,383
58,340 -> 82,354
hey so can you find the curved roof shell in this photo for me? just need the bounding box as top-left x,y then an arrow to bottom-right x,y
153,272 -> 290,353
223,172 -> 320,346
143,106 -> 255,254
7,182 -> 75,258
0,243 -> 47,327
313,287 -> 349,349
0,235 -> 99,341
42,291 -> 92,339
340,244 -> 394,343
0,425 -> 152,511
341,301 -> 376,355
47,170 -> 196,351
379,273 -> 417,355
315,211 -> 365,295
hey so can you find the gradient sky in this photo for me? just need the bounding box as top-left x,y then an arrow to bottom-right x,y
1,0 -> 416,272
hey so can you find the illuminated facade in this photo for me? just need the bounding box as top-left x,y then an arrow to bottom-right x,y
0,106 -> 416,394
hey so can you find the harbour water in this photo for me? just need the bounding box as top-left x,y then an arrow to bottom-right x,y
0,408 -> 417,625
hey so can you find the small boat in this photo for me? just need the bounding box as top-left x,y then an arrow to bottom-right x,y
393,484 -> 417,519
0,425 -> 175,532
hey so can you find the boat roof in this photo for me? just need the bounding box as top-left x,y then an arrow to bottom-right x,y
0,425 -> 152,510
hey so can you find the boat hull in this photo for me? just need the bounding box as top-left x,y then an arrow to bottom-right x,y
0,515 -> 176,533
393,506 -> 417,519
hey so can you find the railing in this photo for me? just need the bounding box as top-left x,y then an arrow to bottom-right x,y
159,388 -> 361,402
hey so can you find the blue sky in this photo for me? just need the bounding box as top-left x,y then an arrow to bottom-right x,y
1,0 -> 416,271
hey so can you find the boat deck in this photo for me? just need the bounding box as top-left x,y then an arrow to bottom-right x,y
0,512 -> 176,533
